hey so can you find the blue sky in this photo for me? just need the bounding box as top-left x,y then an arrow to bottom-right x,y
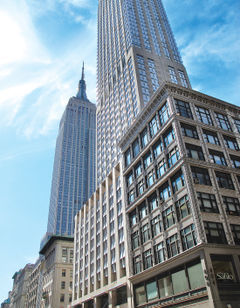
0,0 -> 240,302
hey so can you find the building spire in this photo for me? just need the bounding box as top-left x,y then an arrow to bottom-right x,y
76,62 -> 88,100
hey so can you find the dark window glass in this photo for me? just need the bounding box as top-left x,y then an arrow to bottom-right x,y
166,234 -> 179,258
132,138 -> 140,157
159,182 -> 171,201
195,106 -> 213,125
156,159 -> 167,178
154,242 -> 165,264
176,195 -> 190,220
125,148 -> 131,167
116,286 -> 127,305
143,249 -> 153,269
149,114 -> 160,137
191,166 -> 211,185
146,170 -> 155,188
148,193 -> 158,211
152,139 -> 163,158
171,170 -> 185,193
137,179 -> 144,196
126,171 -> 133,187
204,221 -> 227,244
215,171 -> 234,190
134,256 -> 142,275
197,192 -> 219,213
203,129 -> 220,145
129,210 -> 137,226
141,127 -> 149,148
163,206 -> 175,229
146,280 -> 158,301
186,143 -> 205,160
141,224 -> 150,243
159,102 -> 170,125
181,123 -> 198,139
135,161 -> 142,178
222,196 -> 240,216
163,127 -> 175,146
181,224 -> 197,250
215,112 -> 232,131
231,224 -> 240,245
224,135 -> 239,150
209,150 -> 227,166
143,151 -> 152,169
128,190 -> 135,204
151,215 -> 162,237
175,100 -> 193,119
139,202 -> 148,220
132,231 -> 140,249
234,118 -> 240,133
167,147 -> 179,168
230,155 -> 240,168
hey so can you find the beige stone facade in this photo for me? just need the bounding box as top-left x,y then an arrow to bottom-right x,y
39,236 -> 74,308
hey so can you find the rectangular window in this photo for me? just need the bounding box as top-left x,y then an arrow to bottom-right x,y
167,147 -> 179,168
169,67 -> 178,84
158,275 -> 173,298
230,155 -> 240,168
224,135 -> 239,150
125,148 -> 131,167
175,100 -> 193,119
141,127 -> 149,148
163,206 -> 175,229
197,192 -> 219,213
154,242 -> 165,264
191,166 -> 211,185
181,123 -> 198,139
135,161 -> 143,178
143,151 -> 152,169
203,129 -> 220,145
143,249 -> 153,269
134,255 -> 142,275
135,283 -> 145,305
215,171 -> 234,190
186,143 -> 205,160
61,281 -> 65,289
181,224 -> 197,250
137,180 -> 144,196
178,70 -> 188,87
151,215 -> 162,237
148,193 -> 158,211
146,170 -> 155,188
231,224 -> 240,245
132,231 -> 140,249
187,262 -> 205,289
209,150 -> 227,166
126,171 -> 133,187
172,268 -> 188,294
166,234 -> 179,258
222,196 -> 240,216
159,182 -> 171,201
139,202 -> 148,220
141,224 -> 150,243
159,102 -> 170,125
171,170 -> 185,193
195,106 -> 213,125
62,248 -> 68,263
215,112 -> 232,131
128,190 -> 135,204
60,294 -> 65,302
146,280 -> 158,301
152,138 -> 163,158
204,221 -> 227,244
132,138 -> 140,157
156,159 -> 167,178
234,118 -> 240,133
149,114 -> 159,137
163,127 -> 175,146
62,269 -> 66,277
176,195 -> 190,220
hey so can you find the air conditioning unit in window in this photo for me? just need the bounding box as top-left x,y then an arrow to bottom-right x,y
194,178 -> 200,184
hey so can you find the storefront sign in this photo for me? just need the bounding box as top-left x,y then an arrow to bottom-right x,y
216,272 -> 234,280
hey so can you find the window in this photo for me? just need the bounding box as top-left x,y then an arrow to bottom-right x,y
134,256 -> 142,274
230,155 -> 240,168
186,143 -> 204,160
143,249 -> 153,269
215,112 -> 232,131
167,147 -> 179,168
211,254 -> 237,284
175,100 -> 193,119
125,148 -> 131,167
187,262 -> 205,290
222,196 -> 240,216
224,135 -> 239,150
62,269 -> 66,277
139,202 -> 148,220
61,281 -> 65,289
166,234 -> 179,258
152,139 -> 163,158
178,70 -> 188,87
146,280 -> 158,301
159,182 -> 171,201
137,180 -> 144,196
209,150 -> 227,166
116,286 -> 127,305
60,294 -> 65,302
203,129 -> 220,145
62,248 -> 68,263
151,215 -> 162,237
181,123 -> 198,139
133,138 -> 140,157
234,118 -> 240,133
163,206 -> 175,229
143,151 -> 152,169
191,166 -> 211,185
158,275 -> 173,298
163,128 -> 175,146
154,242 -> 165,264
204,221 -> 227,244
146,170 -> 155,188
126,171 -> 133,187
141,224 -> 150,243
159,102 -> 170,125
135,162 -> 142,178
231,224 -> 240,245
171,170 -> 185,193
181,224 -> 197,250
169,67 -> 178,84
215,171 -> 234,190
141,128 -> 149,148
156,159 -> 167,178
197,192 -> 219,213
132,231 -> 140,249
176,195 -> 190,220
149,114 -> 159,137
148,193 -> 158,211
195,106 -> 213,125
135,283 -> 145,304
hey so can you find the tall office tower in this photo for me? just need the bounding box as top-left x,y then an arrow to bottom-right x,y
97,0 -> 190,184
46,65 -> 96,236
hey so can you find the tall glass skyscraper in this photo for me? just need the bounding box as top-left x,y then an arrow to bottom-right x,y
46,65 -> 96,236
97,0 -> 191,184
